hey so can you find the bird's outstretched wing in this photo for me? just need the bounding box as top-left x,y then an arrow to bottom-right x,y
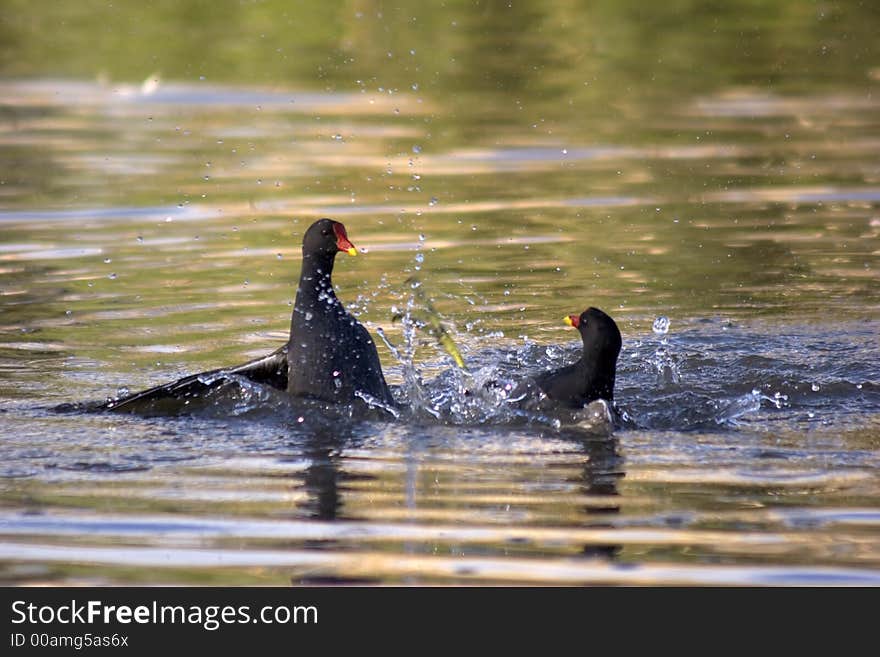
95,345 -> 289,413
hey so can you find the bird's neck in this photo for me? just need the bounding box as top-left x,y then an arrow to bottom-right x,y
578,344 -> 617,401
294,253 -> 340,313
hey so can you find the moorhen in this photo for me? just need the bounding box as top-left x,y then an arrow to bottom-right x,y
95,218 -> 394,412
286,218 -> 394,406
507,307 -> 621,410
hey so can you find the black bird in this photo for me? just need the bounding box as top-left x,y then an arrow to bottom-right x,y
531,307 -> 621,408
286,218 -> 394,406
92,218 -> 394,413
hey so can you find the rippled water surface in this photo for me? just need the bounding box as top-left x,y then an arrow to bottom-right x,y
1,2 -> 879,585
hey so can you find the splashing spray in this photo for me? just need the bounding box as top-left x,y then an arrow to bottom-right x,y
649,315 -> 681,385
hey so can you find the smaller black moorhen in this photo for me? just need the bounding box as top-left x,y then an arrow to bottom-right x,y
531,307 -> 621,408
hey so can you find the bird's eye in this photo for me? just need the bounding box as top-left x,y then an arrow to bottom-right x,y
321,229 -> 330,236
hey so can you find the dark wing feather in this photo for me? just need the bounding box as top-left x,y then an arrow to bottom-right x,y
96,345 -> 288,413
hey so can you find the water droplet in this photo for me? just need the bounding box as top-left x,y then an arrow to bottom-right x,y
332,370 -> 340,377
136,236 -> 143,243
811,383 -> 820,392
304,311 -> 313,321
276,253 -> 283,260
652,316 -> 670,335
297,416 -> 304,423
411,83 -> 419,91
428,197 -> 438,207
108,273 -> 117,280
65,310 -> 72,316
412,144 -> 422,153
332,134 -> 343,141
503,290 -> 510,296
103,258 -> 112,264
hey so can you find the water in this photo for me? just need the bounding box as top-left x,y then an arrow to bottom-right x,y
1,2 -> 879,585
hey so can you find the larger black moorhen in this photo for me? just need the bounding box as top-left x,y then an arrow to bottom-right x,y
511,307 -> 621,410
93,218 -> 394,413
286,218 -> 394,406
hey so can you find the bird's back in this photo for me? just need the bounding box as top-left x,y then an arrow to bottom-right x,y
287,306 -> 392,405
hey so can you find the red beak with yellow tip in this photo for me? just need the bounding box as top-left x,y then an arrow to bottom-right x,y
333,222 -> 358,256
564,314 -> 580,328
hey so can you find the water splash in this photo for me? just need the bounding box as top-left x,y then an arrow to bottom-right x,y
647,315 -> 681,385
707,388 -> 790,427
652,316 -> 670,335
353,390 -> 401,419
389,233 -> 438,419
713,390 -> 764,425
389,305 -> 550,429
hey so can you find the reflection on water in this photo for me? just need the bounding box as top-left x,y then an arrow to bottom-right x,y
1,2 -> 879,585
1,322 -> 878,584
